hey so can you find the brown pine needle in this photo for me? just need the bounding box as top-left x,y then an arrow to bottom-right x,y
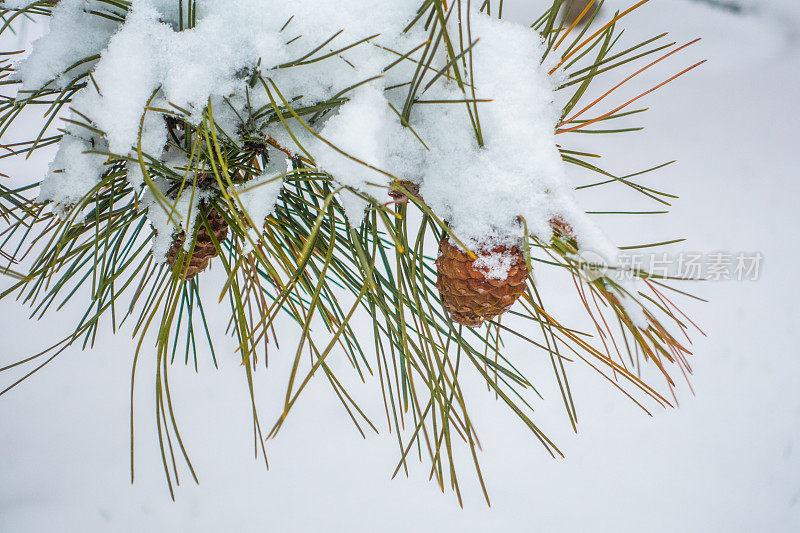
550,0 -> 653,75
563,38 -> 701,125
554,0 -> 598,51
557,59 -> 706,134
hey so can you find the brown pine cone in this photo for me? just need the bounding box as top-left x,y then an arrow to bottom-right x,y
435,237 -> 530,327
167,207 -> 228,280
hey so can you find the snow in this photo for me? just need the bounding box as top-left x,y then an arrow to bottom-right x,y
15,0 -> 622,283
2,0 -> 800,532
37,133 -> 108,214
10,0 -> 119,91
314,85 -> 405,223
472,249 -> 519,281
229,149 -> 288,253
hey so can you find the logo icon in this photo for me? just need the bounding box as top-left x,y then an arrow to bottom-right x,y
575,250 -> 609,282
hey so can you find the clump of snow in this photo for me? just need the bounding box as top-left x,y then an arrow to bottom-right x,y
38,133 -> 108,215
231,151 -> 287,228
612,284 -> 649,327
12,0 -> 120,91
392,14 -> 569,250
314,85 -> 407,223
473,251 -> 519,282
66,4 -> 170,156
229,147 -> 288,253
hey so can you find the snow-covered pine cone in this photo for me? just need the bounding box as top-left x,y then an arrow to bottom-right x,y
435,237 -> 530,327
167,207 -> 228,280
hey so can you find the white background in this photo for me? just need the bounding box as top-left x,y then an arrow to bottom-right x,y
2,1 -> 799,531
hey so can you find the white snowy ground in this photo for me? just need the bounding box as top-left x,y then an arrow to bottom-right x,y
2,1 -> 800,531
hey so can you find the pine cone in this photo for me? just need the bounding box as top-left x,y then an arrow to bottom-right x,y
550,216 -> 577,247
435,237 -> 530,327
167,207 -> 228,280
